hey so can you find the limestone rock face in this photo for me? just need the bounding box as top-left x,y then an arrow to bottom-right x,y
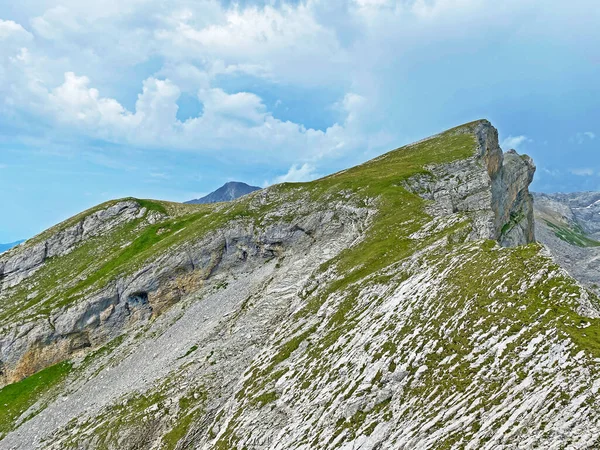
536,191 -> 600,238
495,150 -> 536,246
0,201 -> 145,291
404,120 -> 535,247
0,196 -> 369,387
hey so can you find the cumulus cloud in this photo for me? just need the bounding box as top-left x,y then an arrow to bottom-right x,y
197,88 -> 266,124
269,164 -> 322,185
0,6 -> 381,165
31,6 -> 82,40
1,0 -> 599,173
154,3 -> 347,86
0,19 -> 33,42
17,69 -> 366,165
501,135 -> 532,150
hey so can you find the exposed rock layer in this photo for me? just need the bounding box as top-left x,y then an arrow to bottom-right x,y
0,197 -> 368,386
0,201 -> 147,291
404,120 -> 535,247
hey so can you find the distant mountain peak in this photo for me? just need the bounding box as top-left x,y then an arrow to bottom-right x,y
185,181 -> 261,204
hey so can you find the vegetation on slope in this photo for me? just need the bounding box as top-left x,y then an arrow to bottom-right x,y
213,122 -> 600,449
2,121 -> 477,325
0,120 -> 482,447
0,361 -> 72,437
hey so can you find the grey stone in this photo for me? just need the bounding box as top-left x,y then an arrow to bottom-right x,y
403,120 -> 536,247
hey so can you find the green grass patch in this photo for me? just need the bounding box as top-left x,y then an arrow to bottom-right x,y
0,361 -> 72,436
253,391 -> 278,406
179,345 -> 199,359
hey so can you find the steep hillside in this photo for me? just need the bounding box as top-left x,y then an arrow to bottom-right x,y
185,182 -> 261,204
534,192 -> 600,291
2,120 -> 600,449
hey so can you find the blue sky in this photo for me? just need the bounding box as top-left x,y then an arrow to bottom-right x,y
0,0 -> 599,242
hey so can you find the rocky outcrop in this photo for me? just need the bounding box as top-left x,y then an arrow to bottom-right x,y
536,192 -> 600,239
0,198 -> 369,386
0,121 -> 538,388
0,201 -> 148,291
404,120 -> 536,247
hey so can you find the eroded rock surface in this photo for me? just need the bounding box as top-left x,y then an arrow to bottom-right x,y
0,201 -> 147,291
404,120 -> 535,247
0,196 -> 368,387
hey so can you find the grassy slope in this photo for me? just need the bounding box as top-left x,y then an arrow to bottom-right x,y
1,121 -> 477,324
70,121 -> 483,449
0,196 -> 275,322
8,120 -> 600,447
0,120 -> 481,446
0,361 -> 72,438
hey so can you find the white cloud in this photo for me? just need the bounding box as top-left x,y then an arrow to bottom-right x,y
48,72 -> 138,136
501,135 -> 531,150
572,131 -> 596,144
269,163 -> 322,185
156,63 -> 211,93
155,4 -> 347,86
20,69 -> 367,165
31,6 -> 82,40
569,168 -> 594,176
198,88 -> 266,124
149,172 -> 170,179
541,167 -> 560,177
0,19 -> 33,42
1,0 -> 599,174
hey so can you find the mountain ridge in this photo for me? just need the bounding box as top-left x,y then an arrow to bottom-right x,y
2,120 -> 600,449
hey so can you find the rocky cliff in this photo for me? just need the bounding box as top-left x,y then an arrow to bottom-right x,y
404,120 -> 536,247
2,120 -> 600,450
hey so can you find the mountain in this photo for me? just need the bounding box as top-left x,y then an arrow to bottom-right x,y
534,192 -> 600,290
2,120 -> 600,449
0,240 -> 24,254
185,181 -> 261,204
